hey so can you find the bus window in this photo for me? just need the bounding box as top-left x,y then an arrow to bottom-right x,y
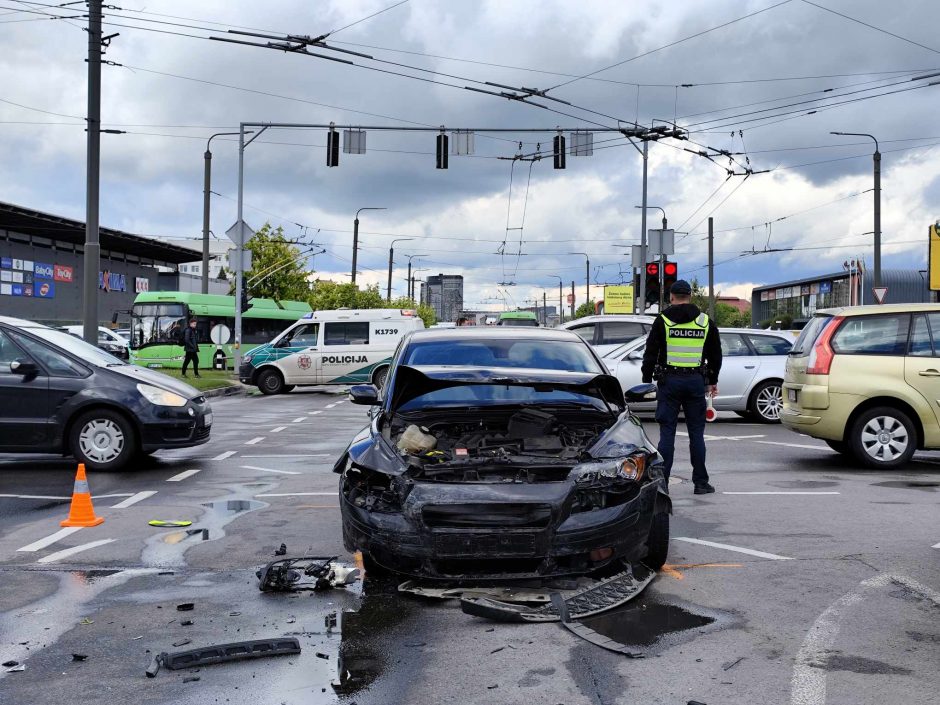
131,303 -> 187,349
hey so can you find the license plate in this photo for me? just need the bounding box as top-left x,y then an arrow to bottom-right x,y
203,412 -> 213,427
787,389 -> 797,403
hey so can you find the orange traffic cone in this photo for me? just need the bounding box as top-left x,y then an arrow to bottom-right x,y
60,464 -> 104,527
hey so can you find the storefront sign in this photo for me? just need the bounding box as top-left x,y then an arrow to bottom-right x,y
603,285 -> 634,314
36,281 -> 55,298
54,264 -> 74,283
11,284 -> 23,296
819,281 -> 832,294
34,262 -> 53,279
0,283 -> 10,295
0,271 -> 10,283
135,277 -> 150,293
98,270 -> 126,292
23,285 -> 32,296
0,257 -> 11,269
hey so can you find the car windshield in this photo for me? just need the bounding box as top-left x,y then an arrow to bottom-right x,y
498,318 -> 539,327
24,327 -> 126,367
397,384 -> 608,412
402,338 -> 602,373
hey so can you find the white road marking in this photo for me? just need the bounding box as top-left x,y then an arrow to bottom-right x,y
245,437 -> 265,445
240,465 -> 301,475
271,426 -> 287,433
0,493 -> 133,500
756,440 -> 828,451
110,491 -> 157,508
933,541 -> 940,549
241,454 -> 331,458
292,417 -> 305,423
17,527 -> 83,552
674,537 -> 793,561
333,400 -> 345,405
677,431 -> 766,441
325,403 -> 338,408
255,492 -> 338,497
308,410 -> 323,415
723,491 -> 840,495
791,573 -> 940,705
36,538 -> 116,564
166,468 -> 201,482
212,450 -> 237,461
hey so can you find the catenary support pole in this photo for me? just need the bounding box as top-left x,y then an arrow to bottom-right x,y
708,217 -> 715,321
234,126 -> 245,372
543,291 -> 547,325
637,140 -> 648,314
873,147 -> 881,289
351,217 -> 359,284
202,148 -> 211,294
82,0 -> 102,344
570,280 -> 575,318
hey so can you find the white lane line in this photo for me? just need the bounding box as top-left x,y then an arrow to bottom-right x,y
213,450 -> 237,461
166,468 -> 202,482
36,538 -> 116,564
756,440 -> 829,451
292,417 -> 305,423
245,437 -> 265,445
0,493 -> 133,500
333,400 -> 345,405
240,465 -> 301,476
308,410 -> 323,415
110,490 -> 157,509
723,491 -> 841,495
271,426 -> 287,433
932,541 -> 940,549
674,537 -> 793,561
791,573 -> 940,705
17,527 -> 83,552
255,492 -> 338,497
325,403 -> 338,409
241,454 -> 331,458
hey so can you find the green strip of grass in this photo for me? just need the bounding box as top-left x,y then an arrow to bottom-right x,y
153,368 -> 237,392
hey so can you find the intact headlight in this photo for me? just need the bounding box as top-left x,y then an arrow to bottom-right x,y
137,383 -> 188,407
573,454 -> 646,483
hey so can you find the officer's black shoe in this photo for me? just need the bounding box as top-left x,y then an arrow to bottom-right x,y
693,483 -> 716,495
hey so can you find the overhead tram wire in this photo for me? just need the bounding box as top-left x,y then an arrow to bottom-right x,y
799,0 -> 940,56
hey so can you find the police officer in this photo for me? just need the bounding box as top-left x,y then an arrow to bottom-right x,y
641,280 -> 722,494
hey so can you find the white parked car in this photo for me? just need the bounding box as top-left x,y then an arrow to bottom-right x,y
560,315 -> 655,356
62,325 -> 130,360
602,327 -> 793,423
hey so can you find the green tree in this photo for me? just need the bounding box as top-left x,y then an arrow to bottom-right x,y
232,223 -> 311,301
308,284 -> 437,328
573,300 -> 596,319
389,296 -> 437,328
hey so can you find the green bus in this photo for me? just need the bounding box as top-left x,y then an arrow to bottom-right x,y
130,291 -> 312,370
496,310 -> 540,327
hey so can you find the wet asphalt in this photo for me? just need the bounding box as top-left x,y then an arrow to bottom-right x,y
0,390 -> 938,705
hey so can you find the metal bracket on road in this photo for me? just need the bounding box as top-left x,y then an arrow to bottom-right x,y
146,637 -> 301,677
459,564 -> 655,623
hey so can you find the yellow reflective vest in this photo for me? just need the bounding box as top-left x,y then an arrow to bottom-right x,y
662,312 -> 709,368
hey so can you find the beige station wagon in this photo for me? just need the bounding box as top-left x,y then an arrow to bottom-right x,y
782,304 -> 940,468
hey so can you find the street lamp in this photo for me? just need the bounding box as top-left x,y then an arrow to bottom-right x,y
548,275 -> 564,324
568,252 -> 590,305
403,253 -> 427,300
831,132 -> 880,288
203,131 -> 251,293
353,207 -> 386,284
387,238 -> 413,301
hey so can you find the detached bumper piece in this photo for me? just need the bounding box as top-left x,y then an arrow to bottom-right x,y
257,556 -> 360,592
459,563 -> 654,623
550,593 -> 643,658
146,638 -> 301,677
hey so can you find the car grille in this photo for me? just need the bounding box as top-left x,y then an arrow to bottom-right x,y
422,503 -> 553,529
194,425 -> 211,441
431,532 -> 538,557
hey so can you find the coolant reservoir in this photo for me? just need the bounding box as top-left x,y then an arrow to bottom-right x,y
397,424 -> 437,454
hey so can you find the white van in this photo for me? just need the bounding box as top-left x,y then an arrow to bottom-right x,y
238,309 -> 424,394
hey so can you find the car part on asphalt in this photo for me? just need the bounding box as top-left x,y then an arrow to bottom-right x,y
148,520 -> 192,527
145,637 -> 302,677
176,603 -> 194,611
256,556 -> 360,592
550,593 -> 643,657
459,564 -> 655,623
398,579 -> 591,603
274,542 -> 287,556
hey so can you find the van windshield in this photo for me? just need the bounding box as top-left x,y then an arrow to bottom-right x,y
790,315 -> 832,357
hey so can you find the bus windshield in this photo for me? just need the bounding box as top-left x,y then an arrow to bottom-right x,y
131,303 -> 188,349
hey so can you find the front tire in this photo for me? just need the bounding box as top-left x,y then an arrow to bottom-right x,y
644,512 -> 670,570
257,368 -> 285,395
748,380 -> 783,423
849,406 -> 916,469
70,409 -> 136,472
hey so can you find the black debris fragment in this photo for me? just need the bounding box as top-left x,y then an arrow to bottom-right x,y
180,620 -> 194,626
183,676 -> 201,683
176,603 -> 195,612
2,660 -> 17,667
71,654 -> 88,662
256,556 -> 359,592
404,641 -> 426,648
487,684 -> 499,690
689,701 -> 708,704
723,656 -> 744,671
551,594 -> 644,658
145,654 -> 163,678
275,543 -> 287,556
315,652 -> 329,660
152,638 -> 301,674
173,639 -> 192,648
490,647 -> 505,654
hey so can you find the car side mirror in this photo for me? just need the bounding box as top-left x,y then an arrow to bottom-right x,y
349,384 -> 380,406
273,338 -> 288,348
10,359 -> 39,379
624,383 -> 656,403
626,350 -> 643,361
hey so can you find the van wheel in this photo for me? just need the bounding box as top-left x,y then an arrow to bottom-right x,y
849,406 -> 916,469
748,380 -> 783,423
257,368 -> 285,395
372,366 -> 389,388
70,409 -> 136,472
644,512 -> 670,570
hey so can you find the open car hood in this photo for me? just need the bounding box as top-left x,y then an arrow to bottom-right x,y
387,365 -> 624,412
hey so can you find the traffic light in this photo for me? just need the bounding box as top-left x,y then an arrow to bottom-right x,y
553,133 -> 566,169
326,127 -> 339,167
645,263 -> 660,306
663,261 -> 678,295
436,132 -> 449,169
239,288 -> 252,313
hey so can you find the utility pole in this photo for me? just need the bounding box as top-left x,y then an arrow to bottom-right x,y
404,253 -> 425,301
542,291 -> 547,326
637,206 -> 667,311
202,132 -> 243,294
707,217 -> 715,321
637,140 -> 649,314
82,0 -> 103,344
569,253 -> 590,306
387,238 -> 413,301
353,207 -> 386,285
570,280 -> 575,319
831,132 -> 881,288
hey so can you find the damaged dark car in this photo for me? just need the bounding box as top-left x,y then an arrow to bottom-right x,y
334,328 -> 671,581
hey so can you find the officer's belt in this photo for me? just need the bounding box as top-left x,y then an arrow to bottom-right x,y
662,366 -> 704,376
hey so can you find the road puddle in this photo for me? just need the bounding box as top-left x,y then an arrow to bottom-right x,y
768,480 -> 839,488
579,598 -> 717,649
871,480 -> 939,491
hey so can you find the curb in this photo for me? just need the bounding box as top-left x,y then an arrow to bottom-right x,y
203,383 -> 250,399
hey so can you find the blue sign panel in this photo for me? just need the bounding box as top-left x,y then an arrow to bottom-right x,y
0,257 -> 11,269
819,281 -> 832,294
11,284 -> 23,296
34,262 -> 54,279
35,280 -> 55,298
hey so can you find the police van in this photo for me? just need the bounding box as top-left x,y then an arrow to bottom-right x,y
238,309 -> 424,394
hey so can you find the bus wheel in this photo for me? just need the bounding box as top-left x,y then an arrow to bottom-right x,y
258,368 -> 285,395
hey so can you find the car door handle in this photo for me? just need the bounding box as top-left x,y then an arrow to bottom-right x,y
918,369 -> 940,377
306,348 -> 318,351
744,365 -> 756,369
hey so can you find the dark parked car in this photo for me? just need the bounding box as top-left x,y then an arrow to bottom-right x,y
0,316 -> 212,471
336,327 -> 671,580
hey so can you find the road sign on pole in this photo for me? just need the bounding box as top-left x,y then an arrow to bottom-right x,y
872,287 -> 888,304
225,220 -> 254,245
930,222 -> 940,290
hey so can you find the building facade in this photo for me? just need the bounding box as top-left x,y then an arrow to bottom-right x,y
420,273 -> 464,323
751,268 -> 932,327
0,202 -> 200,326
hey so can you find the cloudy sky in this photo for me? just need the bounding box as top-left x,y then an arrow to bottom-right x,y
1,0 -> 938,312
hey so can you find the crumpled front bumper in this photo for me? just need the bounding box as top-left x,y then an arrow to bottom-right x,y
341,477 -> 669,580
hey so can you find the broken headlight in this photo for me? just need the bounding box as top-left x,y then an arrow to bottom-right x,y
573,454 -> 646,484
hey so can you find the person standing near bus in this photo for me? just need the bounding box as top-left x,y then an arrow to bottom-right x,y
181,319 -> 200,378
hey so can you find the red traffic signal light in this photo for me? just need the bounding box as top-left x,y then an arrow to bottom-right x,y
646,263 -> 659,276
664,262 -> 677,276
